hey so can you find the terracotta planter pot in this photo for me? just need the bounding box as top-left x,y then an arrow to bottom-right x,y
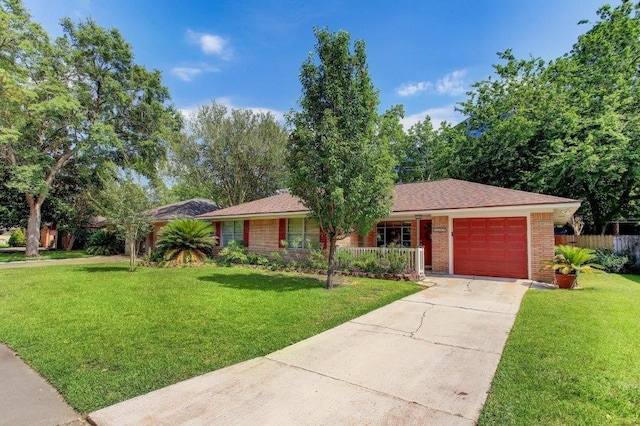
555,273 -> 577,289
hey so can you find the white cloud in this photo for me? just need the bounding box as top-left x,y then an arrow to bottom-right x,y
170,64 -> 219,82
400,105 -> 464,130
396,81 -> 432,97
187,30 -> 231,59
396,69 -> 467,98
435,70 -> 467,96
171,67 -> 202,82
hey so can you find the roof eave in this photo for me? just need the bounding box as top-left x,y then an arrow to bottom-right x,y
198,210 -> 311,221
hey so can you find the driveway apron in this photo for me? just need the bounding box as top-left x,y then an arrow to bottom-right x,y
88,277 -> 530,425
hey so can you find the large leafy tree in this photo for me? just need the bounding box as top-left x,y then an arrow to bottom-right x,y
287,28 -> 395,289
1,1 -> 180,257
449,1 -> 640,233
168,101 -> 288,207
537,1 -> 640,233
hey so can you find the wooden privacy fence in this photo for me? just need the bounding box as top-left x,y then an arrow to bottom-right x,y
555,235 -> 640,260
555,235 -> 614,250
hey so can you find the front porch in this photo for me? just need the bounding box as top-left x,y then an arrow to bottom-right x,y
336,246 -> 426,276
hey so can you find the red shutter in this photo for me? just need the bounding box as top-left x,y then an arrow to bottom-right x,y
319,230 -> 327,250
215,222 -> 221,246
278,218 -> 287,248
243,220 -> 250,248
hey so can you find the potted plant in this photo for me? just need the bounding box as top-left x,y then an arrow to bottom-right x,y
543,245 -> 604,289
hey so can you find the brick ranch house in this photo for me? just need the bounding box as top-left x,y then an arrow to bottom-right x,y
197,179 -> 581,282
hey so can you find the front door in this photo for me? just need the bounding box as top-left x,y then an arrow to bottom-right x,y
420,220 -> 433,266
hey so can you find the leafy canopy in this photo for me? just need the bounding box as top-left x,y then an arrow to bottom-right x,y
167,101 -> 287,207
1,1 -> 181,256
446,1 -> 640,233
287,28 -> 395,289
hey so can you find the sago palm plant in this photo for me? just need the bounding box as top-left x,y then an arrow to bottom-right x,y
156,218 -> 216,267
543,245 -> 604,275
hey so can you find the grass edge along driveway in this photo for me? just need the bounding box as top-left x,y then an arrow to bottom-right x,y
0,263 -> 421,414
479,273 -> 640,425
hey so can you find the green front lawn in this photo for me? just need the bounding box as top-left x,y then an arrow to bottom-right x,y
0,264 -> 421,413
479,274 -> 640,425
0,249 -> 89,262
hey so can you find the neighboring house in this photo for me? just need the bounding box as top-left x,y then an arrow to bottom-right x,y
145,199 -> 218,251
198,179 -> 580,282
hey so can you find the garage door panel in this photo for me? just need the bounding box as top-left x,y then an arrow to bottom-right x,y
453,217 -> 528,279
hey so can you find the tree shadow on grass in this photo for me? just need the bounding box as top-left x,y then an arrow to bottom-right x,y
198,272 -> 326,292
621,274 -> 640,284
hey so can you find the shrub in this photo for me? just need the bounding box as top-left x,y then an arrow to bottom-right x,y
147,248 -> 165,263
156,218 -> 216,267
383,246 -> 409,274
246,252 -> 270,266
353,252 -> 382,275
594,248 -> 636,274
217,241 -> 248,266
86,230 -> 124,255
8,230 -> 26,247
335,249 -> 355,270
266,251 -> 285,270
306,249 -> 328,270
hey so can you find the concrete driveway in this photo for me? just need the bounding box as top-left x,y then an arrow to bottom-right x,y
89,277 -> 530,425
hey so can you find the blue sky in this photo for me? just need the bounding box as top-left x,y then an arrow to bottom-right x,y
24,0 -> 611,128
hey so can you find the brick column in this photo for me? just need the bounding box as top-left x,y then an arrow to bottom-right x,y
431,216 -> 449,274
364,228 -> 377,247
531,212 -> 555,282
411,220 -> 419,247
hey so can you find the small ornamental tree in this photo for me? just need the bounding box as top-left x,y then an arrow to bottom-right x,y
287,28 -> 395,289
92,177 -> 154,271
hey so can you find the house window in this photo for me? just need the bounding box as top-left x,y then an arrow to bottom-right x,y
376,221 -> 412,247
222,220 -> 244,246
287,218 -> 320,248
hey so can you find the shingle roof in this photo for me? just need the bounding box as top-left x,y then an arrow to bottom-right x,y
199,179 -> 579,219
392,179 -> 577,212
151,199 -> 218,221
198,193 -> 306,218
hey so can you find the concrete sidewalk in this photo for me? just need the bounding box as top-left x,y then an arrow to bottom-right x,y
89,276 -> 530,425
0,344 -> 84,426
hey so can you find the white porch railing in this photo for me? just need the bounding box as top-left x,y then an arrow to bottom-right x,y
336,246 -> 425,276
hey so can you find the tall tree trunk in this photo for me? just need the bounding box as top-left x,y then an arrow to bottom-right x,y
25,196 -> 43,257
325,235 -> 337,290
129,238 -> 137,272
63,233 -> 76,251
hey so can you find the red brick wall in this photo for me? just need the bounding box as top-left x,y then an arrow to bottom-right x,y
145,221 -> 167,251
432,216 -> 449,273
248,219 -> 280,254
531,212 -> 555,282
336,232 -> 359,247
362,229 -> 377,247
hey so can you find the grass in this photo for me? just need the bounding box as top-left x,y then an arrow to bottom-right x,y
0,263 -> 421,414
0,249 -> 89,262
479,274 -> 640,425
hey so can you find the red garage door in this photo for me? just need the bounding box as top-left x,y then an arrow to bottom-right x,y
453,217 -> 528,279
